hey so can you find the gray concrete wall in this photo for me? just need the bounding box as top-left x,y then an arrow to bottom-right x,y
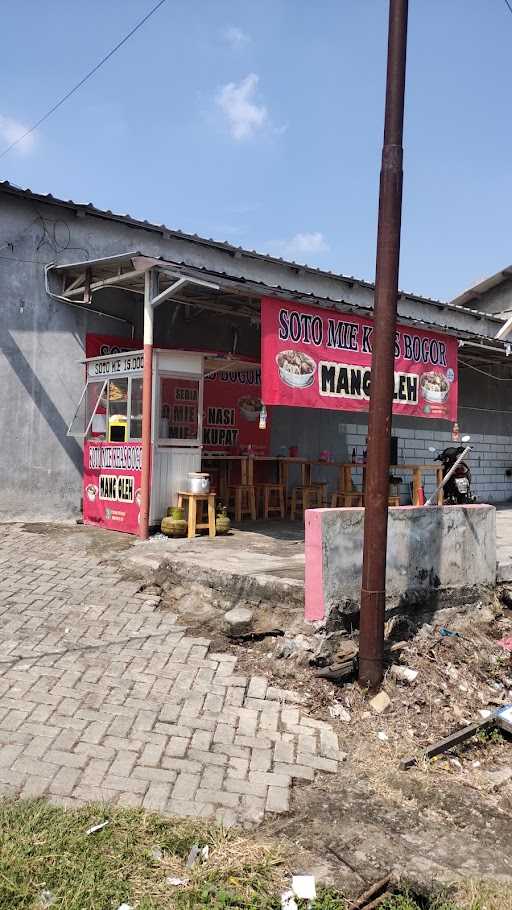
461,278 -> 512,317
1,188 -> 511,520
304,505 -> 496,621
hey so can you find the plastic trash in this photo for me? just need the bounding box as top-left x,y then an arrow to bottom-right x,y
390,665 -> 418,683
166,877 -> 190,886
38,891 -> 55,908
185,844 -> 209,867
116,904 -> 133,910
292,875 -> 317,900
86,821 -> 109,835
281,891 -> 298,910
497,636 -> 512,653
439,627 -> 462,638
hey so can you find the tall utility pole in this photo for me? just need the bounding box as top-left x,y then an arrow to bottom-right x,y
358,0 -> 409,688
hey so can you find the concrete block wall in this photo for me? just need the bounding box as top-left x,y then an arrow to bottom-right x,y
305,504 -> 497,621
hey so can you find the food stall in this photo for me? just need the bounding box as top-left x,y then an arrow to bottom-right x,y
69,347 -> 204,534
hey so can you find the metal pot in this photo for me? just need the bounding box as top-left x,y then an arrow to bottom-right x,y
186,472 -> 210,494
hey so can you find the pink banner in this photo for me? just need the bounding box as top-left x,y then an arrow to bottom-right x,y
83,441 -> 142,534
261,297 -> 458,421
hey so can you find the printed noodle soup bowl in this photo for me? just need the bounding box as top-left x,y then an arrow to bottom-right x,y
276,350 -> 316,389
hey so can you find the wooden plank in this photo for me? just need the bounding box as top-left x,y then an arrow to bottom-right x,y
400,716 -> 496,770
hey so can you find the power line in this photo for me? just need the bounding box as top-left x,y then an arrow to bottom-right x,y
0,0 -> 167,160
505,0 -> 512,15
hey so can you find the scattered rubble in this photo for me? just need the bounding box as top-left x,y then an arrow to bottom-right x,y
275,634 -> 315,662
485,766 -> 512,789
329,704 -> 351,722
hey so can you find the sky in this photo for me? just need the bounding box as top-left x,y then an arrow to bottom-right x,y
2,1 -> 512,301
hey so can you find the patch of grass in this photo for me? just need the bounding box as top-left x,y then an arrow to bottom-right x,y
474,727 -> 503,746
0,798 -> 286,910
1,799 -> 511,910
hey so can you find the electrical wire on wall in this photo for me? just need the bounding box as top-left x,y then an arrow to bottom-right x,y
459,359 -> 512,381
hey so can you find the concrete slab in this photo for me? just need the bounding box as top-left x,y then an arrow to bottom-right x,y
130,522 -> 306,607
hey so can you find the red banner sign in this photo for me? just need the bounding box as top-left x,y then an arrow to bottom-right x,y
261,297 -> 458,421
85,334 -> 271,453
83,441 -> 142,534
203,367 -> 270,454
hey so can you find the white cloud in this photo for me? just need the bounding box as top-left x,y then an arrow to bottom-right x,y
216,73 -> 268,141
0,114 -> 35,154
273,232 -> 330,261
222,25 -> 250,49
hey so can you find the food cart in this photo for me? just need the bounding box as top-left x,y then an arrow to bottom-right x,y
69,348 -> 204,535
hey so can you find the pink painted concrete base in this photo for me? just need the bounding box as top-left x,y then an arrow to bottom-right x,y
304,508 -> 327,622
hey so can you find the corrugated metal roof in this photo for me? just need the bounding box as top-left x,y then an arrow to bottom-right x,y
4,178 -> 507,339
0,177 -> 489,316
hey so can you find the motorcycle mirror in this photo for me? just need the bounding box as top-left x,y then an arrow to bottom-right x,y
461,434 -> 471,443
428,446 -> 437,453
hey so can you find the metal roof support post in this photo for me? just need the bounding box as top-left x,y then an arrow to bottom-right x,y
139,268 -> 158,540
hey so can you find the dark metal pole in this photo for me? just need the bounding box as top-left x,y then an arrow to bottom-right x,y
358,0 -> 409,688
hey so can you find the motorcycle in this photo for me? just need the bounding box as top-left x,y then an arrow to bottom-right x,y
427,435 -> 475,504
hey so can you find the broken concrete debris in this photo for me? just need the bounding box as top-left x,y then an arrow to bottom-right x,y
224,606 -> 253,637
370,691 -> 391,714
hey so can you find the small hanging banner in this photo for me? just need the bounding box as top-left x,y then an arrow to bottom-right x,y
261,296 -> 458,421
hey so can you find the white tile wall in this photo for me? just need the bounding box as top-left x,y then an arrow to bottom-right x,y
337,423 -> 512,503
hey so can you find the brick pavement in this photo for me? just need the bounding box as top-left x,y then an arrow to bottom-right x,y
0,525 -> 344,826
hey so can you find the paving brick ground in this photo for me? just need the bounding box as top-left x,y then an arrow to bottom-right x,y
0,525 -> 344,826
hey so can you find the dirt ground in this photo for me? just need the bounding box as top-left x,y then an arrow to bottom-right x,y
156,568 -> 512,893
13,522 -> 512,894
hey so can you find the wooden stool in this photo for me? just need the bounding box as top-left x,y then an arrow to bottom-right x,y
290,485 -> 323,520
177,491 -> 216,538
227,485 -> 257,522
255,483 -> 285,519
309,481 -> 328,506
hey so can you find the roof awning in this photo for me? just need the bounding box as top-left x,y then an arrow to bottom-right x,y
45,252 -> 262,321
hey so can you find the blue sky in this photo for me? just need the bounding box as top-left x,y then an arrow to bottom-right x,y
2,1 -> 512,300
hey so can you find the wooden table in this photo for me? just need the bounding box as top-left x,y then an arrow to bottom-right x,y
201,454 -> 444,507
